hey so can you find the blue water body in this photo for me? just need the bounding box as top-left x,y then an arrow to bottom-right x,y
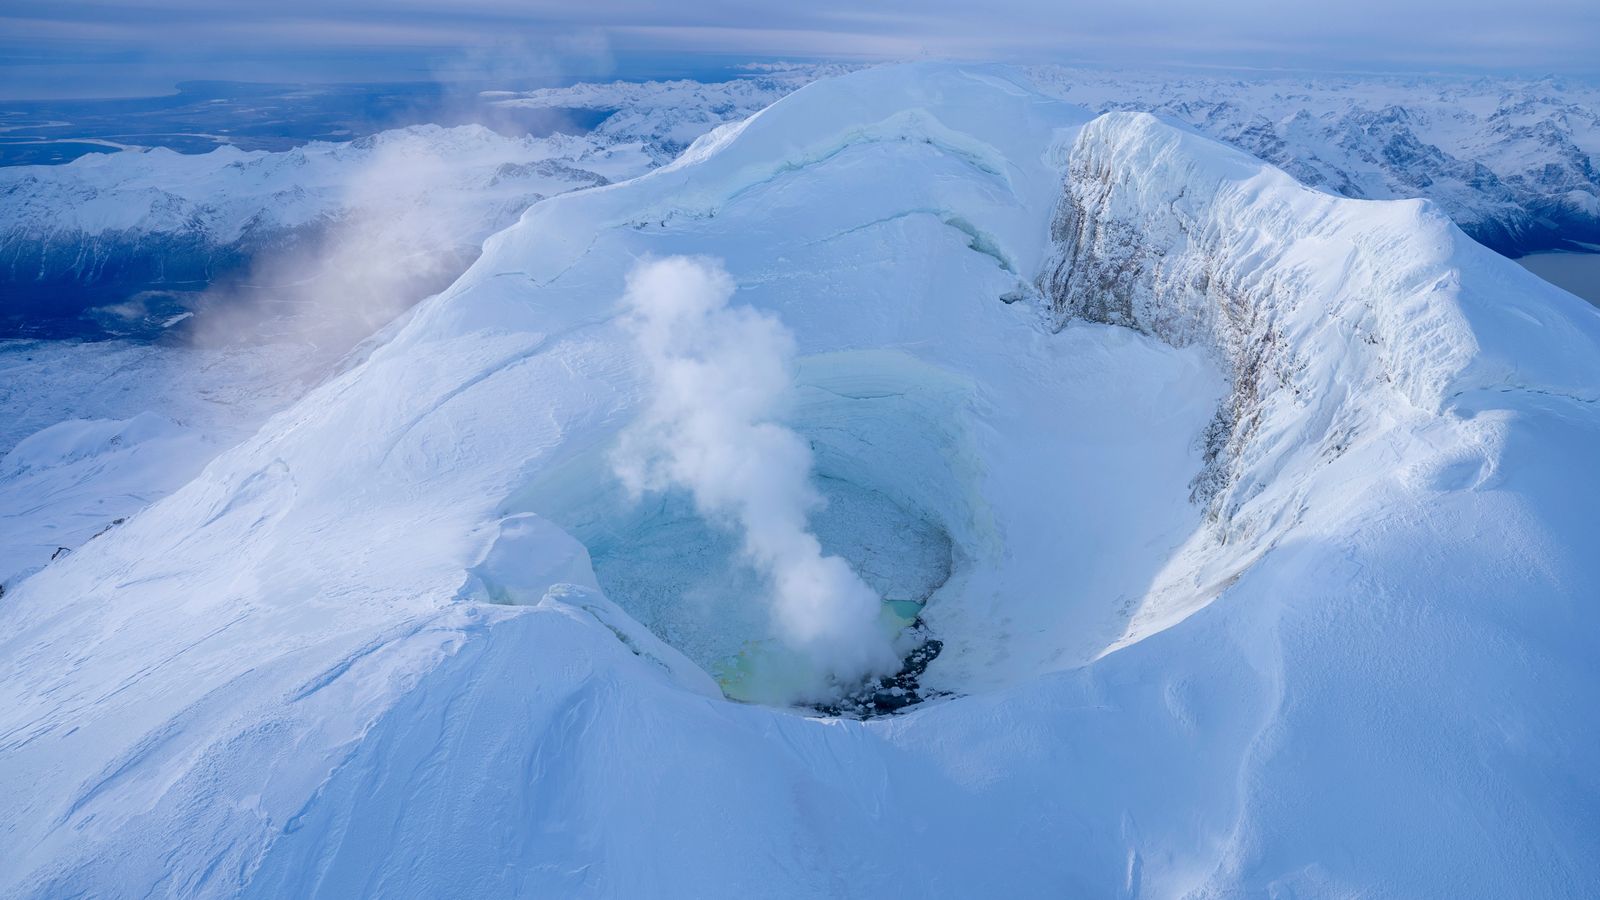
1516,250 -> 1600,309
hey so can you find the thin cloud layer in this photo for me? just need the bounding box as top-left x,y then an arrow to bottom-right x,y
4,0 -> 1598,98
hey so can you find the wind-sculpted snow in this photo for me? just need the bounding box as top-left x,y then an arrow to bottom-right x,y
1040,107 -> 1600,656
1044,111 -> 1600,539
2,64 -> 1599,898
0,339 -> 311,587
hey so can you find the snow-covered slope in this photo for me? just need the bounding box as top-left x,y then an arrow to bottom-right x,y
0,339 -> 307,587
0,71 -> 840,588
2,63 -> 1598,897
1026,66 -> 1600,255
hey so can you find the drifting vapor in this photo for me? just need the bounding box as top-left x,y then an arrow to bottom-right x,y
613,256 -> 898,695
183,132 -> 492,377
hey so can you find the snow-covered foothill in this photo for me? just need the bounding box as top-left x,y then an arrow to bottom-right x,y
0,124 -> 644,243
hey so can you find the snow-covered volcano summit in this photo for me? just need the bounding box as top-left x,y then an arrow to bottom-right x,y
3,63 -> 1598,897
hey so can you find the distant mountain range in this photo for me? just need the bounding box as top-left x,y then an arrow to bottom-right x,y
4,65 -> 1595,341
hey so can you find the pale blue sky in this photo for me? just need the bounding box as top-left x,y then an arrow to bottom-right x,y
5,0 -> 1599,98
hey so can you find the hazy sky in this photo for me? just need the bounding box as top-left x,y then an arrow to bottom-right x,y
5,0 -> 1599,98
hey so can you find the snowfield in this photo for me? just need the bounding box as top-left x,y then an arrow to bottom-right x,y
0,339 -> 311,587
2,63 -> 1599,897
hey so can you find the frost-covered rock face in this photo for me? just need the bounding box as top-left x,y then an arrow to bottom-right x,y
1041,109 -> 1600,642
1042,111 -> 1412,530
3,64 -> 1600,898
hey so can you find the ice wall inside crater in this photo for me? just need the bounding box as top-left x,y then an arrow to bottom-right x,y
1042,109 -> 1600,648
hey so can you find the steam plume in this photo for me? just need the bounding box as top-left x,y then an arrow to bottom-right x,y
185,133 -> 482,375
613,256 -> 898,695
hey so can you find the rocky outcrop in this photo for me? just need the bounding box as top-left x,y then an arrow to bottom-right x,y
1039,112 -> 1498,535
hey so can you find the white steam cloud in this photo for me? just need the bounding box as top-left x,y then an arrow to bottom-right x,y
613,256 -> 899,693
186,134 -> 488,376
